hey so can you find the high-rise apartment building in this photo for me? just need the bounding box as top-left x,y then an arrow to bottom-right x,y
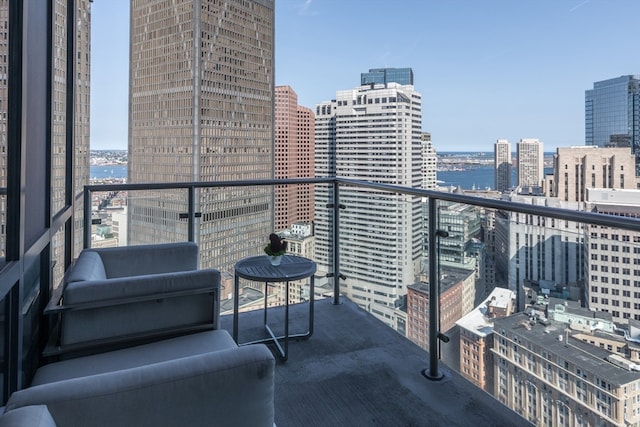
586,76 -> 640,162
421,132 -> 437,190
551,146 -> 639,202
517,138 -> 544,189
315,68 -> 423,327
127,0 -> 274,272
494,139 -> 511,193
274,86 -> 315,231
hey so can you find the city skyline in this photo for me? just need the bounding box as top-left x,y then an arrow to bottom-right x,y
91,0 -> 640,152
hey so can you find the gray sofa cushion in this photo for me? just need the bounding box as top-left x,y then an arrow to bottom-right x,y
7,344 -> 275,427
33,330 -> 237,385
92,242 -> 199,278
0,405 -> 56,427
60,269 -> 219,346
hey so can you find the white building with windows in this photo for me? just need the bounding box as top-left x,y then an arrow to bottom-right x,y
421,132 -> 437,190
315,69 -> 423,327
586,188 -> 640,324
517,138 -> 544,189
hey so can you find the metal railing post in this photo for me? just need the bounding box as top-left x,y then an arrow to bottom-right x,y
188,186 -> 195,242
83,187 -> 91,249
331,180 -> 341,305
424,197 -> 444,380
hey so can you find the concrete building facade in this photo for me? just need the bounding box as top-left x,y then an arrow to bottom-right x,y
585,188 -> 640,325
551,146 -> 639,202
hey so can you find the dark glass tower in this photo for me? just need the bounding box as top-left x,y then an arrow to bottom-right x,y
585,76 -> 640,168
361,68 -> 414,86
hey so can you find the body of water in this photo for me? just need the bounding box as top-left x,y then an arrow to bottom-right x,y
89,163 -> 551,191
437,165 -> 554,190
90,164 -> 127,179
437,165 -> 502,190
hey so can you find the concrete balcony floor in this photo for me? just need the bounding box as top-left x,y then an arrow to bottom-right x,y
219,297 -> 527,427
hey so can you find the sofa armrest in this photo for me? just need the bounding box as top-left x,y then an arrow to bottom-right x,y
55,269 -> 220,351
0,406 -> 57,427
92,242 -> 199,278
6,345 -> 275,427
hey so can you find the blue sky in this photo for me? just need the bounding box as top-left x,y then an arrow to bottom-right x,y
91,0 -> 640,152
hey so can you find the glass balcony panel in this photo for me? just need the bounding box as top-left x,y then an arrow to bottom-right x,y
89,188 -> 187,248
50,225 -> 66,291
0,194 -> 5,271
80,179 -> 640,425
221,182 -> 321,344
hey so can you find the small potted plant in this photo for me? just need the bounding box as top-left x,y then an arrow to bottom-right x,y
264,233 -> 287,266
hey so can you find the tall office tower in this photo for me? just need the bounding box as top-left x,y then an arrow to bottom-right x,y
516,138 -> 544,189
361,67 -> 414,86
0,1 -> 91,276
585,188 -> 640,325
128,0 -> 274,272
586,76 -> 640,161
54,2 -> 92,280
421,132 -> 437,190
315,69 -> 423,328
493,139 -> 511,193
552,146 -> 639,202
274,86 -> 315,231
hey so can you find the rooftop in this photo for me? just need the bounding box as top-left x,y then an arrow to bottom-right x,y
219,297 -> 527,426
494,312 -> 640,385
456,287 -> 516,338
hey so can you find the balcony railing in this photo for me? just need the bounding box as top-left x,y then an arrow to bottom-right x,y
81,177 -> 640,426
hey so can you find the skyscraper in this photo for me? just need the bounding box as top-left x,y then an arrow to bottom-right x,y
0,1 -> 90,279
274,86 -> 315,231
516,138 -> 544,189
315,68 -> 423,327
128,0 -> 274,272
493,139 -> 511,193
585,76 -> 640,159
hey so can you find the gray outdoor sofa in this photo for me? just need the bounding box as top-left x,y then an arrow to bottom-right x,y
0,242 -> 275,427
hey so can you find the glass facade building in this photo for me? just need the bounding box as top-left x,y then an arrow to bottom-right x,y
361,68 -> 414,86
585,75 -> 640,164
